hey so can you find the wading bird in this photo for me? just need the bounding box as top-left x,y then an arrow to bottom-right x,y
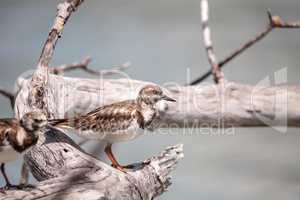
0,111 -> 47,192
50,85 -> 176,172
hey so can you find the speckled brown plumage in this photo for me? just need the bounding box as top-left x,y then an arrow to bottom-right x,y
0,119 -> 39,153
49,85 -> 176,172
0,111 -> 47,190
50,100 -> 148,134
0,119 -> 17,147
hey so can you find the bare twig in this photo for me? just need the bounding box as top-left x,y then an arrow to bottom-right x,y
51,57 -> 92,75
37,0 -> 84,68
200,0 -> 223,84
190,10 -> 300,85
0,87 -> 15,108
50,57 -> 131,76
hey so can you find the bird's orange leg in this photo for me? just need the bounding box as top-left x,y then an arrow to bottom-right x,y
104,144 -> 130,173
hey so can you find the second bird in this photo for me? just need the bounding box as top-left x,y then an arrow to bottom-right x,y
49,85 -> 176,172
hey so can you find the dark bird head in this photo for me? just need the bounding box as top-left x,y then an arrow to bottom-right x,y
20,111 -> 47,132
137,85 -> 176,105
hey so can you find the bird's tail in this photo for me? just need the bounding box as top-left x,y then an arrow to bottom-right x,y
48,118 -> 74,129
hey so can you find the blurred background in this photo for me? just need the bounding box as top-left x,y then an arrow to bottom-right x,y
1,0 -> 300,199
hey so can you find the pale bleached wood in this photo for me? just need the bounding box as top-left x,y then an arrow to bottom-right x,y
15,74 -> 300,128
0,136 -> 183,200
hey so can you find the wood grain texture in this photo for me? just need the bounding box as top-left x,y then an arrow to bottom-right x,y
0,126 -> 183,200
16,74 -> 300,128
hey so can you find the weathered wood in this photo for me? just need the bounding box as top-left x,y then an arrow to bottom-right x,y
0,137 -> 183,200
16,74 -> 300,128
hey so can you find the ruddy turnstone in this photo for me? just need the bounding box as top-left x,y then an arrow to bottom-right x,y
0,111 -> 47,192
49,85 -> 176,172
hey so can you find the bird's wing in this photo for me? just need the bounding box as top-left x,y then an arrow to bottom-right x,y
50,100 -> 144,132
0,118 -> 22,163
85,100 -> 136,116
0,118 -> 17,147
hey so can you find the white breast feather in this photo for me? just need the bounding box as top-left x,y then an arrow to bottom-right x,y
0,145 -> 20,163
142,107 -> 155,123
75,118 -> 143,143
16,128 -> 27,146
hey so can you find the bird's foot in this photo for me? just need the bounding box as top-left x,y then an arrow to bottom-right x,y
120,164 -> 136,169
0,187 -> 6,194
111,162 -> 148,173
17,183 -> 36,190
4,183 -> 19,190
111,164 -> 129,173
0,183 -> 33,192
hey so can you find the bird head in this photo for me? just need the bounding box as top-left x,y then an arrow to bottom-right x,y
20,111 -> 47,132
137,85 -> 176,105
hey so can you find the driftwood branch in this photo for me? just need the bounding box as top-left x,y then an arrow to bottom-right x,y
200,0 -> 223,84
15,75 -> 300,128
0,127 -> 183,200
218,10 -> 300,68
190,9 -> 300,85
50,56 -> 131,76
50,56 -> 92,75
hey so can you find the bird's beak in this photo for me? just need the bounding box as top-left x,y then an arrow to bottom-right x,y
162,95 -> 176,102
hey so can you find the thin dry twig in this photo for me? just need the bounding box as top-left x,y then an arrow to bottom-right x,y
200,0 -> 223,84
0,87 -> 15,108
51,57 -> 92,75
50,57 -> 131,76
190,10 -> 300,85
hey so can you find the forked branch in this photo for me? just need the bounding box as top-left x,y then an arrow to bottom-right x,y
190,9 -> 300,85
200,0 -> 223,84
